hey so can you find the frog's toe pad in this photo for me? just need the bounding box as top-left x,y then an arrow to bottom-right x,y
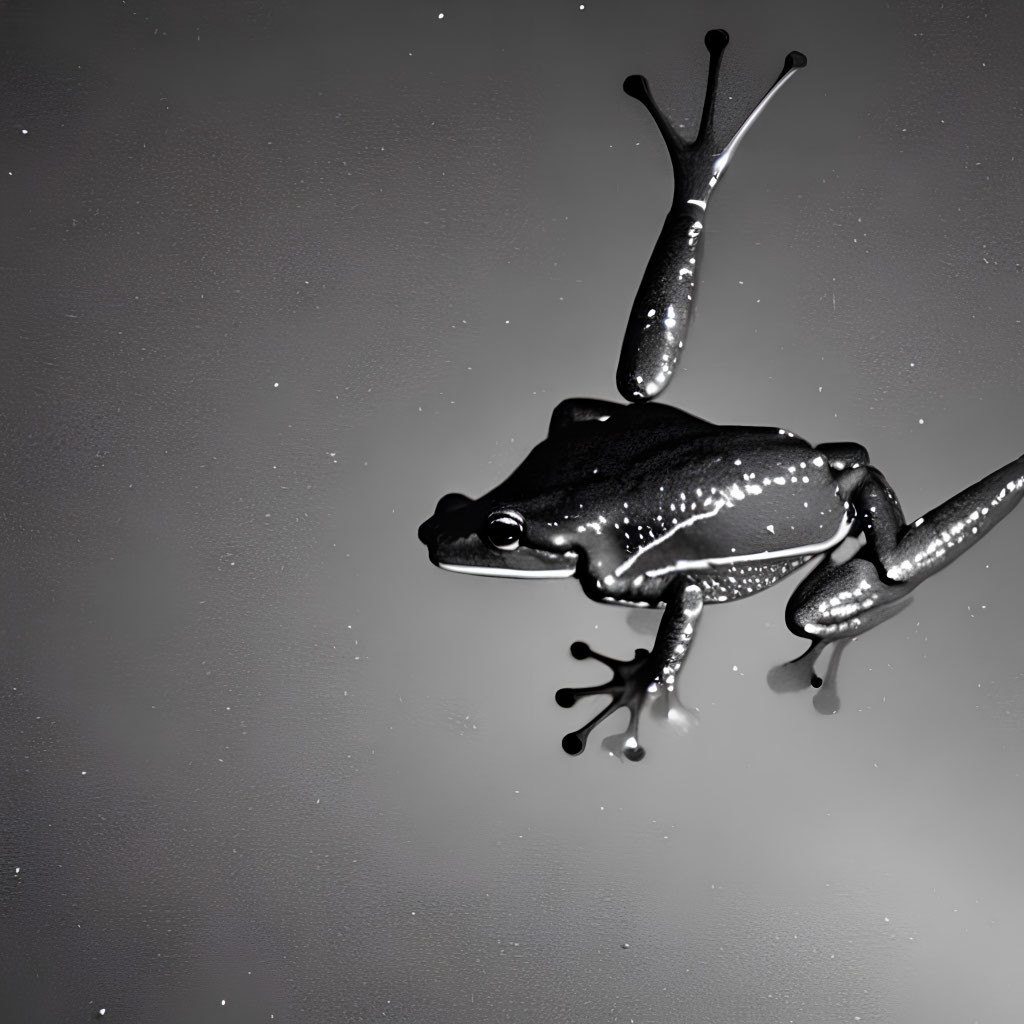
561,732 -> 586,756
554,688 -> 579,708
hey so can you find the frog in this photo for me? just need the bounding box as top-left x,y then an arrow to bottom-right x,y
418,30 -> 1024,760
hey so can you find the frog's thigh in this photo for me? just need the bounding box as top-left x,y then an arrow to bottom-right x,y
788,452 -> 1024,641
783,556 -> 912,643
786,469 -> 906,643
842,456 -> 1024,587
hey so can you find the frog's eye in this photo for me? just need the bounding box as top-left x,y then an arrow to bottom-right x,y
485,511 -> 524,551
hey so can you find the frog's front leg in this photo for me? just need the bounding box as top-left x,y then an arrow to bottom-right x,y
774,454 -> 1024,694
556,582 -> 702,761
618,32 -> 806,402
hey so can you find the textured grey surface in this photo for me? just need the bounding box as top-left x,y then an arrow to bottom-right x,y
2,1 -> 1024,1022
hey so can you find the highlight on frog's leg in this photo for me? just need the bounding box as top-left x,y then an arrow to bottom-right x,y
708,48 -> 807,183
774,453 -> 1024,704
617,33 -> 807,403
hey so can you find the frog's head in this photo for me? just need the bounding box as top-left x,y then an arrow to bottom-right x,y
418,489 -> 580,579
419,399 -> 685,585
418,411 -> 617,579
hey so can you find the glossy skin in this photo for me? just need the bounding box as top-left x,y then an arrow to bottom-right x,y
419,31 -> 1024,760
422,401 -> 853,606
421,398 -> 1024,758
618,31 -> 805,401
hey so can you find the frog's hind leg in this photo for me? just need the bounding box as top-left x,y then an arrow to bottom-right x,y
775,454 -> 1024,695
556,582 -> 703,761
617,34 -> 807,402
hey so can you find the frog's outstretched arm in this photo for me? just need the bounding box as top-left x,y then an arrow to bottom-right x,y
617,32 -> 806,403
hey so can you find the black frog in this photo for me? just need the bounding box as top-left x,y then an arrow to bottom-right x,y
419,31 -> 1024,760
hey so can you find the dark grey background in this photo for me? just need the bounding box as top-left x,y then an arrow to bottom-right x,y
3,0 -> 1023,1021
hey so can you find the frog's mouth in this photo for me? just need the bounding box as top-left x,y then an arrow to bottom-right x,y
437,557 -> 577,580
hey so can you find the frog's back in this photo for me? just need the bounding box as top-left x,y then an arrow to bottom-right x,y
609,420 -> 851,584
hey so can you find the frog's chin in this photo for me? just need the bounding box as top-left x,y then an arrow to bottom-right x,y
438,558 -> 577,580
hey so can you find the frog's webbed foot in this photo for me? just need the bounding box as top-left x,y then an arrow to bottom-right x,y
557,643 -> 698,761
556,584 -> 703,760
556,642 -> 653,761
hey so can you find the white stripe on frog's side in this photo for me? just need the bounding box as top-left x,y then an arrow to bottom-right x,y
614,499 -> 731,577
439,562 -> 577,579
616,514 -> 854,579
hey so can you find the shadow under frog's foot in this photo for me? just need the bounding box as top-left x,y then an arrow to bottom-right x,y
767,640 -> 825,693
768,639 -> 852,716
